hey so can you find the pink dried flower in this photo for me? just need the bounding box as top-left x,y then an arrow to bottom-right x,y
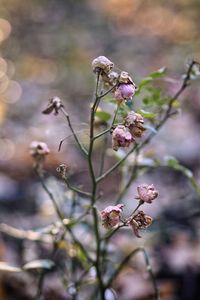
129,211 -> 153,238
42,96 -> 64,115
114,84 -> 136,102
112,125 -> 134,151
125,111 -> 146,138
30,141 -> 50,157
92,56 -> 114,74
101,204 -> 124,228
136,184 -> 158,203
30,141 -> 50,169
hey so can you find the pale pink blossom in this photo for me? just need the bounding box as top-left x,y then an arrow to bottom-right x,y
112,125 -> 134,151
101,204 -> 124,228
30,141 -> 50,157
114,84 -> 136,102
136,184 -> 158,203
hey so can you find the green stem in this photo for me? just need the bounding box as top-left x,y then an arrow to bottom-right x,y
106,247 -> 160,300
88,73 -> 105,300
61,107 -> 88,156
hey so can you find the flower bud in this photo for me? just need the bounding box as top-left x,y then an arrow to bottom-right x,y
136,184 -> 158,203
114,84 -> 136,102
42,96 -> 64,115
128,211 -> 153,238
125,111 -> 146,138
92,56 -> 114,74
112,125 -> 134,151
101,204 -> 124,228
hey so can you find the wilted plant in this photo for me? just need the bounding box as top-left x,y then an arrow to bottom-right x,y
1,56 -> 200,300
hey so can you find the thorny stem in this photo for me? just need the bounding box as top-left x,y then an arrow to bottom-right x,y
60,107 -> 88,156
106,247 -> 160,300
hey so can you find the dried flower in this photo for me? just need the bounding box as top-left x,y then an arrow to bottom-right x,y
129,211 -> 153,238
92,56 -> 114,74
30,141 -> 50,169
114,84 -> 136,103
30,141 -> 50,157
42,96 -> 64,115
125,111 -> 146,138
136,184 -> 158,203
101,71 -> 119,87
56,164 -> 68,178
112,125 -> 134,151
101,204 -> 124,228
118,71 -> 134,84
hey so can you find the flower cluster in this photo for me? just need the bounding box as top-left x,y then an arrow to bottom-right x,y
111,111 -> 145,151
92,56 -> 136,102
101,184 -> 158,237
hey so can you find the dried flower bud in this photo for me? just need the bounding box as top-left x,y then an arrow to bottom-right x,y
42,96 -> 64,115
30,141 -> 50,157
101,204 -> 124,228
136,184 -> 158,203
112,125 -> 134,151
114,84 -> 136,102
92,56 -> 114,74
56,164 -> 68,178
118,71 -> 134,84
101,71 -> 119,88
125,111 -> 146,138
129,211 -> 153,238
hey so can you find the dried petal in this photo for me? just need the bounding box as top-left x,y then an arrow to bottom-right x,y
129,211 -> 153,238
125,111 -> 146,138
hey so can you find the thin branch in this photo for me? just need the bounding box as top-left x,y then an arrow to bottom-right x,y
63,178 -> 92,198
60,107 -> 88,156
106,247 -> 160,300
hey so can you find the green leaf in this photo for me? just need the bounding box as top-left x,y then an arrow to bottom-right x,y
138,109 -> 156,120
23,259 -> 55,271
0,262 -> 22,273
95,111 -> 111,122
164,156 -> 200,195
148,67 -> 167,79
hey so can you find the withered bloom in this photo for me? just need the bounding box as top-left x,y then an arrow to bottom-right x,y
112,125 -> 134,151
129,211 -> 153,238
92,56 -> 114,74
125,111 -> 146,138
101,204 -> 124,229
136,184 -> 158,203
30,141 -> 50,168
42,96 -> 64,115
56,163 -> 68,178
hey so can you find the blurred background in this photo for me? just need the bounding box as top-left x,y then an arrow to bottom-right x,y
0,0 -> 200,299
